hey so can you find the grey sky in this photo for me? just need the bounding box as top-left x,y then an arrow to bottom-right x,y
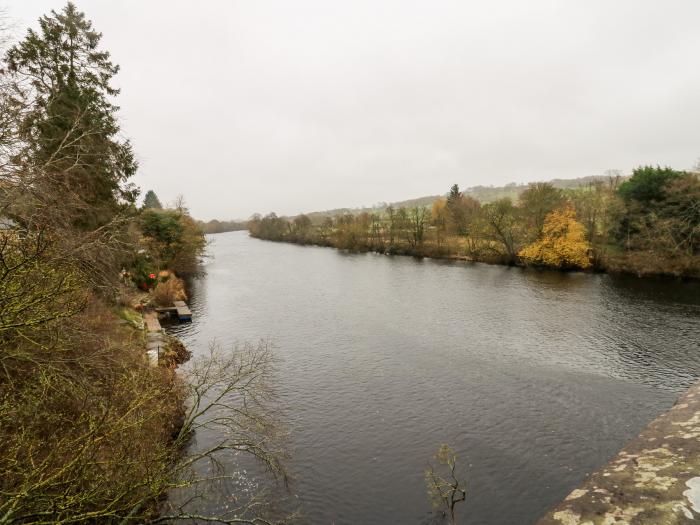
5,1 -> 700,220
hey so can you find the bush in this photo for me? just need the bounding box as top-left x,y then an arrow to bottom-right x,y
0,298 -> 185,523
152,273 -> 187,306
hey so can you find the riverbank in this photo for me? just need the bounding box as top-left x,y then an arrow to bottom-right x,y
538,380 -> 700,524
246,233 -> 700,280
247,173 -> 700,280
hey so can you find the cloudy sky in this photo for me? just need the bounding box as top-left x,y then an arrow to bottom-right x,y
5,1 -> 700,220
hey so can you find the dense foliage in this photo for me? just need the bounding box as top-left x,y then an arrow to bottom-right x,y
0,4 -> 184,520
0,5 -> 268,524
140,206 -> 206,277
5,2 -> 138,231
250,167 -> 700,277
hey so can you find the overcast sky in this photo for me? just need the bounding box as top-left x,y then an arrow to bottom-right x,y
5,1 -> 700,220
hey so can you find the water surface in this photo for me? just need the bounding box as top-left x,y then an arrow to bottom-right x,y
168,231 -> 700,525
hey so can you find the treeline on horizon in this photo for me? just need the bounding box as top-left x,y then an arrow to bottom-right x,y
204,176 -> 611,235
249,165 -> 700,278
198,218 -> 248,234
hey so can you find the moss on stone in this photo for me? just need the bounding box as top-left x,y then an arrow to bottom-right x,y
538,382 -> 700,524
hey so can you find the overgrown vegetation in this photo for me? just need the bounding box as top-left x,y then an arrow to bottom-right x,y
250,167 -> 700,278
138,198 -> 206,278
0,4 -> 284,523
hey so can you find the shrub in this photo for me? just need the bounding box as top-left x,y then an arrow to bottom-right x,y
152,274 -> 187,306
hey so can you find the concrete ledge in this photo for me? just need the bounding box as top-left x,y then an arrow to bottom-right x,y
143,312 -> 165,366
143,312 -> 162,332
538,381 -> 700,524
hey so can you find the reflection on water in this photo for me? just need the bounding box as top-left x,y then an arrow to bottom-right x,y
166,231 -> 700,525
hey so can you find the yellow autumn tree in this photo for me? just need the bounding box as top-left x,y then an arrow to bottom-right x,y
518,207 -> 592,269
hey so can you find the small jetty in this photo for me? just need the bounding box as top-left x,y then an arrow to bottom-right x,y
155,300 -> 193,322
142,300 -> 192,367
173,300 -> 192,321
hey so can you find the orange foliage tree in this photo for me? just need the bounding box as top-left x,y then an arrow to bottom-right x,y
518,207 -> 592,269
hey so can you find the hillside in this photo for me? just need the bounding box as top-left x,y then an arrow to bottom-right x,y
303,175 -> 615,222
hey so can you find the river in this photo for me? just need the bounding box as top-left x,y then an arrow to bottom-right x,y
166,230 -> 700,525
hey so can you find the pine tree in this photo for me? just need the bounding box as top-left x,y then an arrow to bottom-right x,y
445,183 -> 479,236
447,183 -> 461,202
6,2 -> 137,229
143,190 -> 163,209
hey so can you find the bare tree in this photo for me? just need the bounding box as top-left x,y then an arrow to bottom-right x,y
173,194 -> 189,216
406,206 -> 428,248
155,341 -> 294,525
480,198 -> 522,263
425,444 -> 467,525
0,339 -> 293,525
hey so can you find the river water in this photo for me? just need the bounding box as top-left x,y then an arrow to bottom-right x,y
167,231 -> 700,525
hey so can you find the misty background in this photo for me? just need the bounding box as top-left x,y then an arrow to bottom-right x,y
5,0 -> 700,220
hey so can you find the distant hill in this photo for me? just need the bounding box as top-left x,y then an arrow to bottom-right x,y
303,175 -> 616,222
304,194 -> 441,222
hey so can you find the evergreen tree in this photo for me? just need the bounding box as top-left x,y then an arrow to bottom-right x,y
618,165 -> 683,205
143,190 -> 162,209
6,2 -> 137,229
445,183 -> 479,236
446,184 -> 465,235
447,183 -> 461,202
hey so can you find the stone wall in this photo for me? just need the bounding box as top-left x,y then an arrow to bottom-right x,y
538,381 -> 700,524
